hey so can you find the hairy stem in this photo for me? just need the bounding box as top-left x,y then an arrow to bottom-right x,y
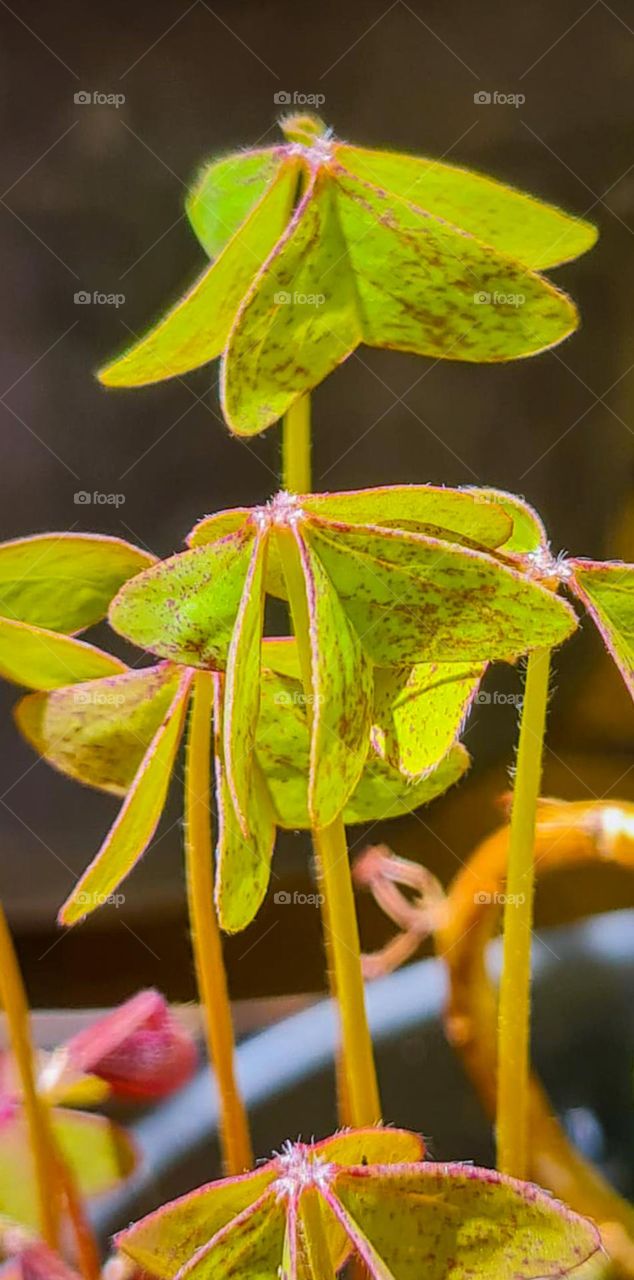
278,525 -> 381,1127
0,901 -> 59,1246
282,395 -> 311,494
185,671 -> 253,1174
496,647 -> 551,1178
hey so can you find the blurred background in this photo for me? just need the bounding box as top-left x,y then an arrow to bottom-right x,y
0,0 -> 632,1005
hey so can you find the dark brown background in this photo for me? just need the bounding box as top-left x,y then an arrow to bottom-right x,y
1,0 -> 632,1004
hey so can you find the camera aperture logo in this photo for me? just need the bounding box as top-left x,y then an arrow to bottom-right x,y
473,891 -> 526,906
74,90 -> 125,109
474,90 -> 525,108
274,290 -> 325,309
75,890 -> 125,909
74,491 -> 125,508
473,290 -> 525,308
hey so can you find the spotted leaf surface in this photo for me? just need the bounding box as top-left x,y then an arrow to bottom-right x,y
295,527 -> 373,826
99,161 -> 298,387
222,171 -> 362,435
0,534 -> 155,632
110,525 -> 257,669
214,679 -> 276,933
474,488 -> 548,554
303,486 -> 513,549
59,670 -> 192,924
343,743 -> 469,825
15,663 -> 183,795
306,519 -> 576,664
569,558 -> 634,699
372,661 -> 484,779
186,147 -> 286,257
0,620 -> 125,690
224,532 -> 268,832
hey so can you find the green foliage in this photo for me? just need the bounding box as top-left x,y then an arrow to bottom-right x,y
569,558 -> 634,699
116,1131 -> 601,1280
98,117 -> 596,436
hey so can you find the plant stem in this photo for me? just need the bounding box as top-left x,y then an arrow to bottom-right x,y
282,395 -> 311,494
185,671 -> 253,1174
0,900 -> 59,1247
278,527 -> 381,1128
496,647 -> 551,1179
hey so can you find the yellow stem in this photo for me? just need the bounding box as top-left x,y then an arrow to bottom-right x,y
0,901 -> 59,1246
282,396 -> 311,494
185,671 -> 253,1174
278,527 -> 381,1128
496,647 -> 551,1178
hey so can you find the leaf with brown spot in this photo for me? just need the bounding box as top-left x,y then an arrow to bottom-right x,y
569,558 -> 634,699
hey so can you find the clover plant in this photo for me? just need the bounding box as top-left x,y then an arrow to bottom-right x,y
0,112 -> 631,1278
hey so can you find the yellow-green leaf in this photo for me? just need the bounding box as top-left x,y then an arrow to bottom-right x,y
0,533 -> 155,632
224,533 -> 268,832
99,160 -> 298,387
372,661 -> 484,779
186,148 -> 285,258
15,662 -> 183,794
344,743 -> 469,825
59,671 -> 192,924
0,619 -> 125,690
304,485 -> 512,549
570,558 -> 634,699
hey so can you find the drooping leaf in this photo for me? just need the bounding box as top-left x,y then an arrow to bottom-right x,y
186,147 -> 286,258
110,526 -> 257,670
214,678 -> 276,933
222,171 -> 362,435
0,619 -> 125,690
15,663 -> 183,795
474,488 -> 548,554
327,1163 -> 601,1280
337,144 -> 597,270
224,533 -> 268,832
344,743 -> 469,825
332,164 -> 578,366
305,519 -> 576,664
372,661 -> 484,779
294,528 -> 373,826
569,558 -> 634,699
0,534 -> 155,632
60,989 -> 197,1101
0,1109 -> 136,1230
58,671 -> 192,925
117,1167 -> 278,1279
99,160 -> 299,387
303,486 -> 513,549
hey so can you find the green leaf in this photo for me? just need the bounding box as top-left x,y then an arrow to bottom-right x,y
224,533 -> 268,832
99,160 -> 298,387
305,519 -> 577,664
222,171 -> 362,435
337,143 -> 597,270
332,165 -> 578,367
0,533 -> 155,632
473,488 -> 547,553
0,619 -> 125,690
110,525 -> 257,669
0,1109 -> 136,1230
315,1129 -> 425,1167
116,1167 -> 277,1279
187,507 -> 252,547
58,671 -> 192,925
15,663 -> 183,795
295,528 -> 373,826
170,1192 -> 285,1280
328,1163 -> 601,1280
214,679 -> 276,933
186,148 -> 285,258
569,558 -> 634,699
304,486 -> 512,549
372,661 -> 484,779
261,636 -> 302,681
344,742 -> 469,825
